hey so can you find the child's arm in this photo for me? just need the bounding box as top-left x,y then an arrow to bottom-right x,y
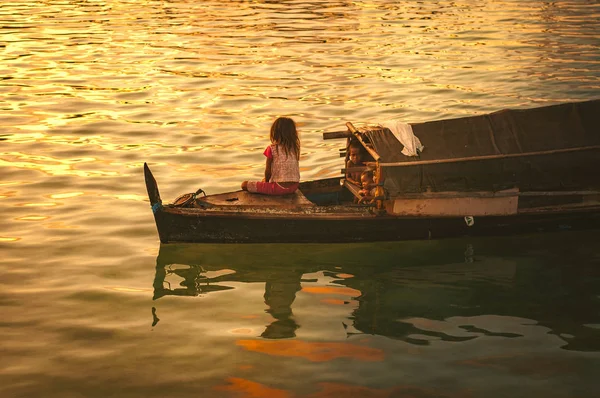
264,157 -> 273,182
263,145 -> 273,182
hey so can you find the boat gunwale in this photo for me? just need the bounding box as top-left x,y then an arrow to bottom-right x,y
156,200 -> 600,220
159,204 -> 379,219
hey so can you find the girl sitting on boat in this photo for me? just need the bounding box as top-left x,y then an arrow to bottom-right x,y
242,117 -> 301,195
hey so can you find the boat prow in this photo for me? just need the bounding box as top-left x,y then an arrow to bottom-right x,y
144,162 -> 162,209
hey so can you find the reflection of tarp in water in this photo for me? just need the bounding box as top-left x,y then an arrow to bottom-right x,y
336,230 -> 600,351
365,100 -> 600,194
343,259 -> 519,344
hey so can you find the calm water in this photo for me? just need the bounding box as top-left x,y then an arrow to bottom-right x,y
2,1 -> 600,397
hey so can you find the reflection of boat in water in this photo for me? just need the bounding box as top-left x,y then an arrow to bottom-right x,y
145,100 -> 600,243
153,244 -> 309,339
153,265 -> 235,299
154,262 -> 301,339
152,230 -> 600,351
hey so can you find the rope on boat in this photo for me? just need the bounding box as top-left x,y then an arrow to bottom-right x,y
173,188 -> 207,208
151,202 -> 163,214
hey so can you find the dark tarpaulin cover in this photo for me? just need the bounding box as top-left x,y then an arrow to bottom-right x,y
364,99 -> 600,195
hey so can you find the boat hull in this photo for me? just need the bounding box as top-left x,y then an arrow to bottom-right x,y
152,205 -> 600,243
145,162 -> 600,243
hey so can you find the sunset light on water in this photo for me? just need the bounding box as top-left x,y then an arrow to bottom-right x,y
1,1 -> 599,397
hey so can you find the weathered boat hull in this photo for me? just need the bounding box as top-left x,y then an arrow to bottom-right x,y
145,163 -> 600,243
152,206 -> 600,243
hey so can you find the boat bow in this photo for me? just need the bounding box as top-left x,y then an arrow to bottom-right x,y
144,162 -> 162,213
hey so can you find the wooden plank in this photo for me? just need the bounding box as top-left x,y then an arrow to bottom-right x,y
518,203 -> 600,214
196,189 -> 316,208
387,194 -> 519,216
366,145 -> 600,168
391,189 -> 600,199
165,205 -> 374,219
346,122 -> 381,161
342,166 -> 368,174
519,190 -> 600,197
343,179 -> 362,199
392,188 -> 518,199
323,130 -> 352,140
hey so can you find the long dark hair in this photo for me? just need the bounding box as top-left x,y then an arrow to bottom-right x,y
270,117 -> 300,160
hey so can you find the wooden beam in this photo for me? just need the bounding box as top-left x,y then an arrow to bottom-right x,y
393,188 -> 519,199
387,195 -> 519,216
343,179 -> 377,206
344,166 -> 368,174
346,122 -> 381,161
366,145 -> 600,168
389,189 -> 600,199
323,130 -> 352,140
519,190 -> 600,197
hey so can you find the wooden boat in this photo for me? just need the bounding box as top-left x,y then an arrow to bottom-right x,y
145,99 -> 600,243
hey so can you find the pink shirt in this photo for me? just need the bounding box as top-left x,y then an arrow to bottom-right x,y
264,144 -> 300,182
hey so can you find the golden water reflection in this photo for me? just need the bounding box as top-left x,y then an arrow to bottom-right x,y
236,339 -> 384,362
2,1 -> 600,396
0,153 -> 118,178
0,236 -> 21,242
215,377 -> 290,398
48,192 -> 84,199
16,215 -> 50,221
214,377 -> 472,398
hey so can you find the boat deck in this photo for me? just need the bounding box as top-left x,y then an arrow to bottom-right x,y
195,189 -> 316,208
